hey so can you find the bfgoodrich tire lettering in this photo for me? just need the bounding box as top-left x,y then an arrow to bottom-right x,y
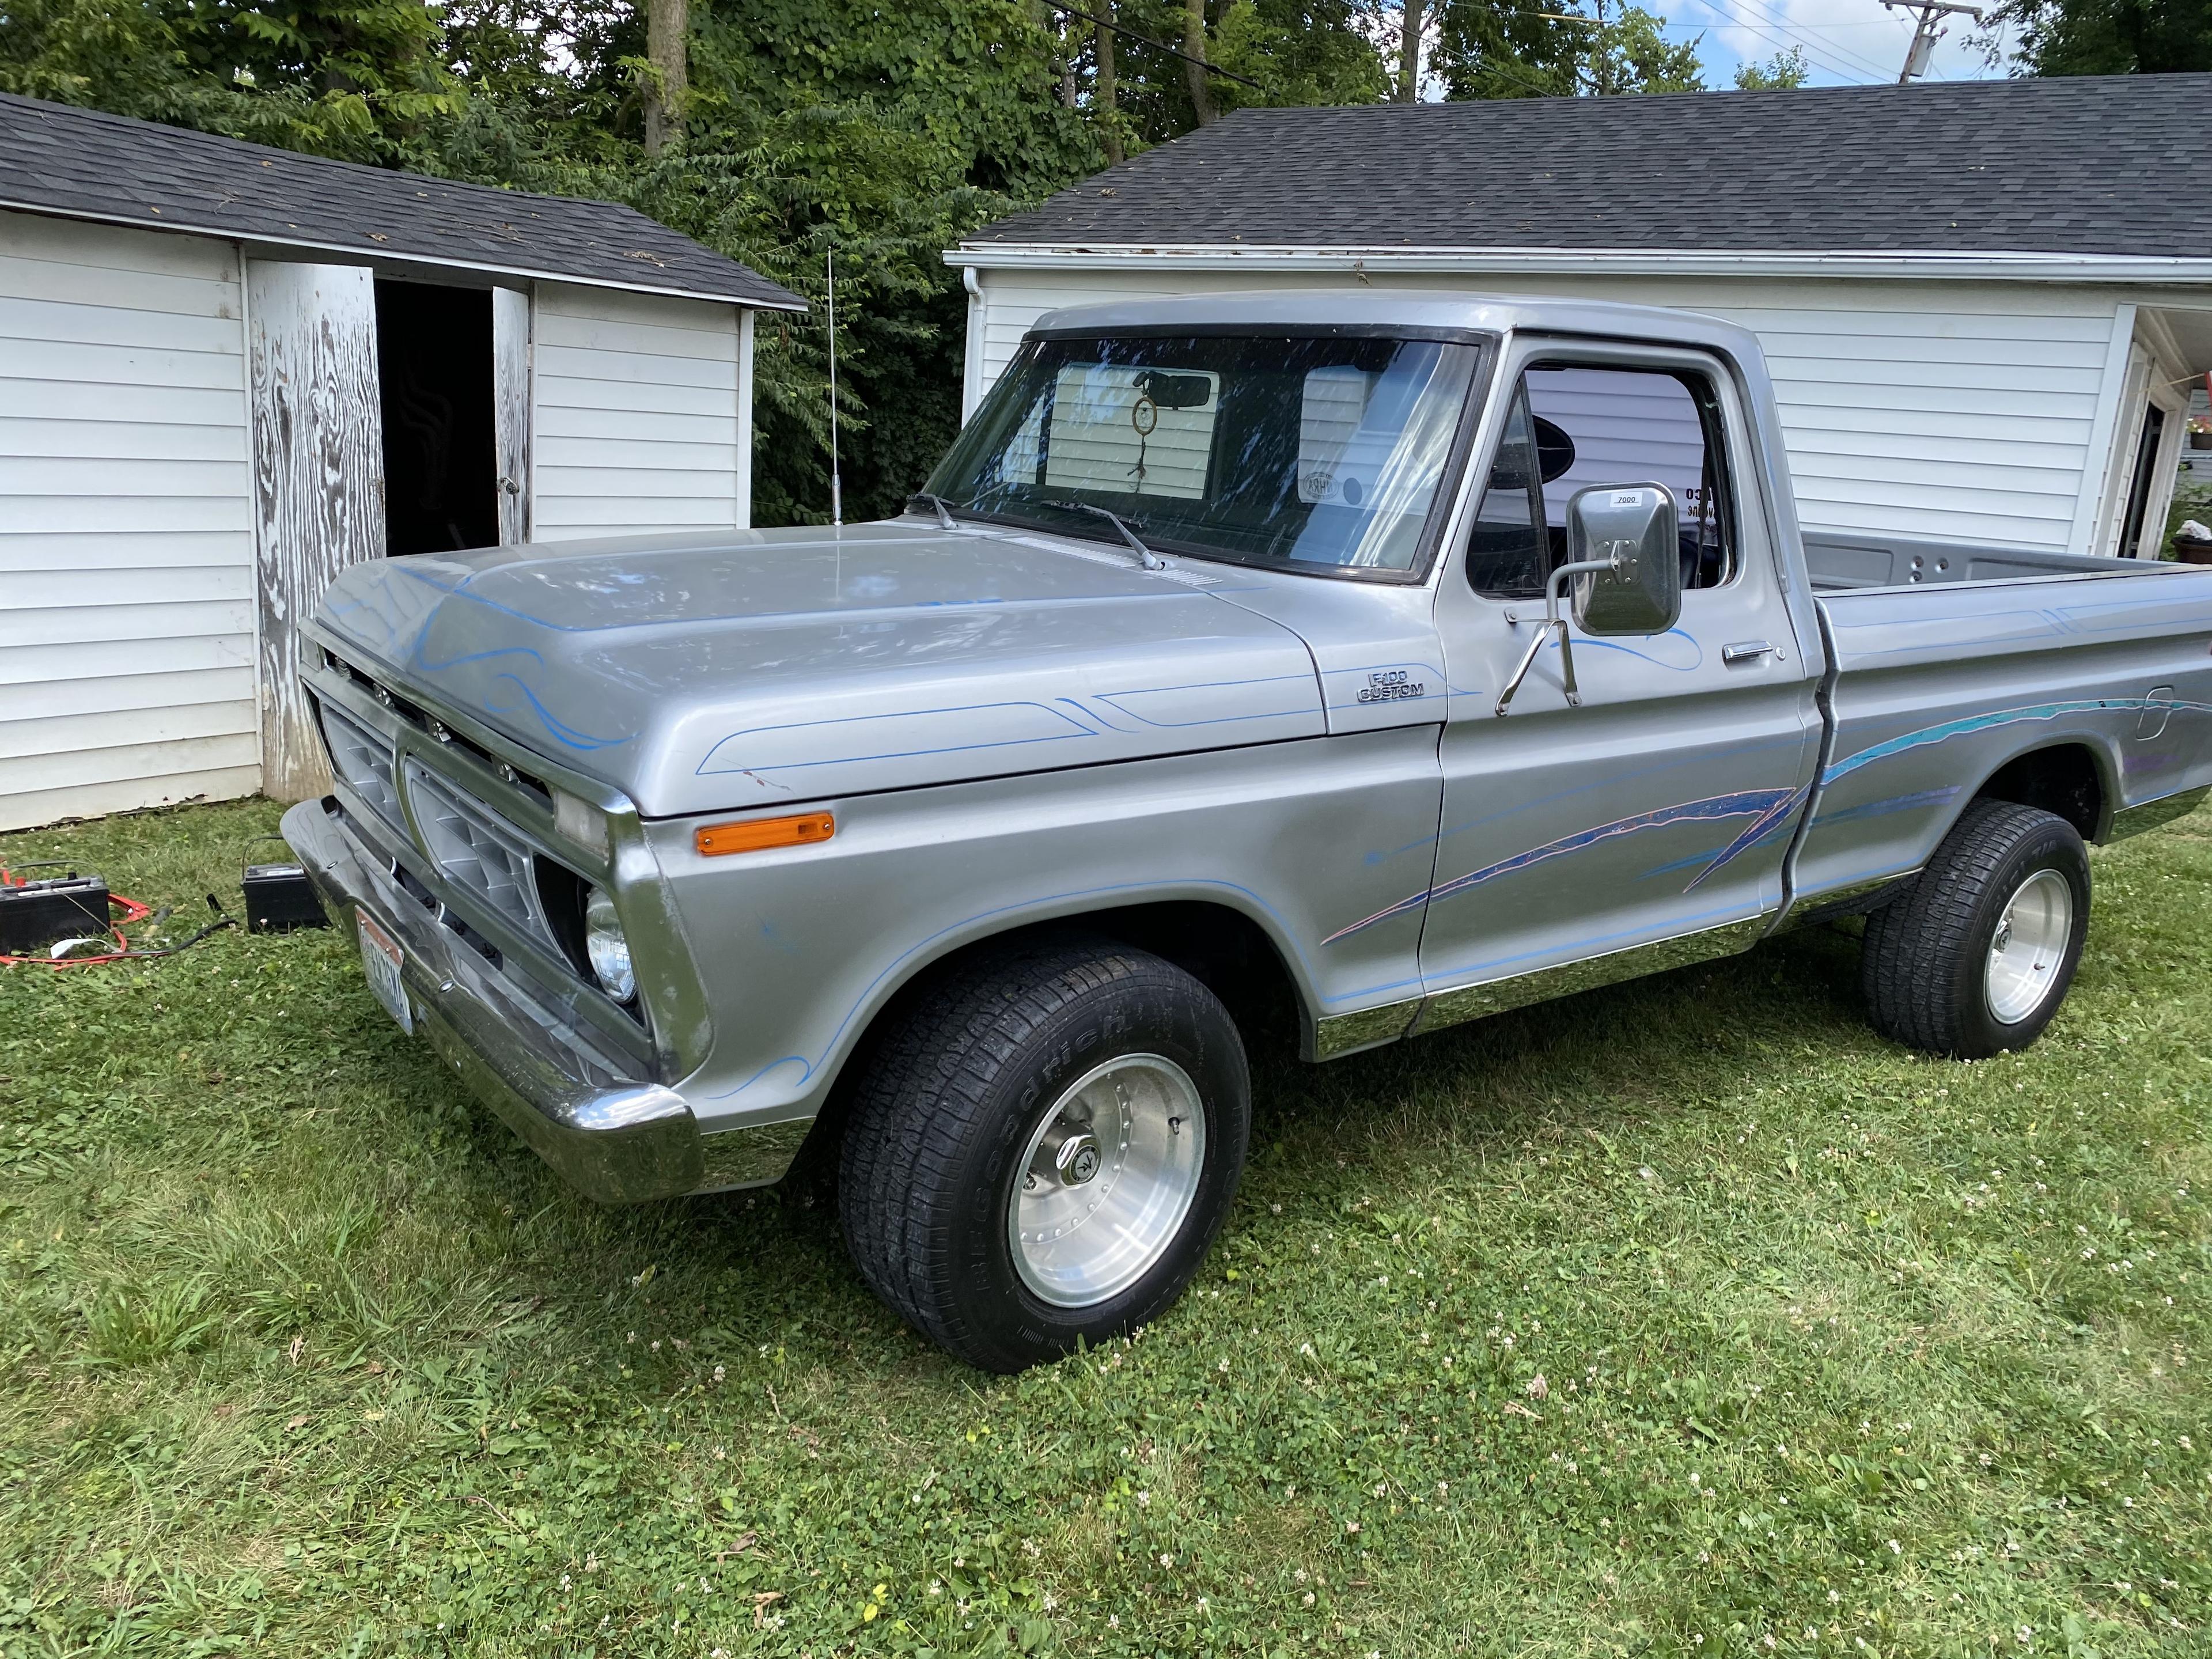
1861,799 -> 2090,1060
838,937 -> 1249,1372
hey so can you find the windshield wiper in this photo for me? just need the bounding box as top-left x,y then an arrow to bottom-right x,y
908,491 -> 960,530
1050,501 -> 1169,571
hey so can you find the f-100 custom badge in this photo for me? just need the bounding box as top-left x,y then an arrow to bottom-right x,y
1357,669 -> 1425,704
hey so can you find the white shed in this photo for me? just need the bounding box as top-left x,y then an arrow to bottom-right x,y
951,76 -> 2212,575
0,92 -> 803,831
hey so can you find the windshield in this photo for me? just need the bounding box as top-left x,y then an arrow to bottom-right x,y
923,332 -> 1482,575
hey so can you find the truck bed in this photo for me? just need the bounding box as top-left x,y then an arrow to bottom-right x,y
1804,531 -> 2168,592
1788,536 -> 2212,907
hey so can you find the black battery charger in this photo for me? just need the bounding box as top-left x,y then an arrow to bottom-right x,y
0,872 -> 113,955
243,861 -> 328,933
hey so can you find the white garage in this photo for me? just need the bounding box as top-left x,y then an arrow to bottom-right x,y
951,75 -> 2212,577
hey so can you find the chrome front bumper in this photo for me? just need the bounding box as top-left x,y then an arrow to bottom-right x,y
282,796 -> 710,1203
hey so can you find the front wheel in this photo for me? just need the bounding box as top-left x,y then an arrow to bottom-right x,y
839,937 -> 1249,1372
1861,799 -> 2090,1059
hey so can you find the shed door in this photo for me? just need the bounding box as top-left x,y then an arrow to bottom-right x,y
493,286 -> 532,543
248,260 -> 385,802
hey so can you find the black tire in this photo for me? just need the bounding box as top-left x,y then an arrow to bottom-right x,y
838,936 -> 1249,1372
1861,798 -> 2090,1059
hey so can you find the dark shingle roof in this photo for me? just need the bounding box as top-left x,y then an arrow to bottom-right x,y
0,92 -> 805,309
969,75 -> 2212,259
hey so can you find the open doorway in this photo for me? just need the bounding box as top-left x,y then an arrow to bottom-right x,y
2116,400 -> 2171,561
374,280 -> 498,556
2101,307 -> 2212,560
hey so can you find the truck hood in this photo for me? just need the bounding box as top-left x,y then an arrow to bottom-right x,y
315,521 -> 1326,818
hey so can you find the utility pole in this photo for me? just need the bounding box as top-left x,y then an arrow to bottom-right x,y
1881,1 -> 1980,84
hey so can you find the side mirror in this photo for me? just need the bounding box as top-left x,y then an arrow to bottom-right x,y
1565,483 -> 1681,637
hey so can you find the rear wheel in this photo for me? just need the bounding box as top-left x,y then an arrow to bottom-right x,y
1861,799 -> 2090,1059
839,937 -> 1249,1372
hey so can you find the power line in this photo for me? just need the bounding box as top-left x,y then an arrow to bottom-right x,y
1700,0 -> 1896,83
1047,3 -> 1267,91
1524,0 -> 1885,86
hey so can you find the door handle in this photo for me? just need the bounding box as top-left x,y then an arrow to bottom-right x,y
1722,639 -> 1777,665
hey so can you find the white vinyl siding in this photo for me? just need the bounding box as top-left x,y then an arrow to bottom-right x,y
0,209 -> 256,831
531,282 -> 743,539
960,266 -> 2127,558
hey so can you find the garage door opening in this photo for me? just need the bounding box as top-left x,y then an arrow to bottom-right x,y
375,279 -> 499,556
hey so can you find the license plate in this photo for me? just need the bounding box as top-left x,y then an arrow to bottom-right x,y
356,909 -> 412,1034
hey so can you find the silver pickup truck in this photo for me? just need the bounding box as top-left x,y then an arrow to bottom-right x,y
284,293 -> 2212,1370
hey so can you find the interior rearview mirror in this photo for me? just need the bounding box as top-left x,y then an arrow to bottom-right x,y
1565,483 -> 1681,637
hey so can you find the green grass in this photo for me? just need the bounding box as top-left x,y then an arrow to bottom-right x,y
3,797 -> 2211,1657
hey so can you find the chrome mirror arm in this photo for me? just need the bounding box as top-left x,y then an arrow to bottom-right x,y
1495,555 -> 1615,717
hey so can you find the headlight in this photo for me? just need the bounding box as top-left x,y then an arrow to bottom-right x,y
582,886 -> 635,1002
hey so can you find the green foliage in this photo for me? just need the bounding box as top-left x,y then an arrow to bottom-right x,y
1734,44 -> 1809,90
1985,0 -> 2212,75
5,796 -> 2212,1652
0,0 -> 461,160
1435,0 -> 1704,99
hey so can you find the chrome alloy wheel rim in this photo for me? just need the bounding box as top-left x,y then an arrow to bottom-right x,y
1008,1054 -> 1206,1309
1985,868 -> 2073,1025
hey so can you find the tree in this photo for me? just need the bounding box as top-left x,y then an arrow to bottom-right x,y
642,0 -> 686,153
1398,0 -> 1425,100
1095,6 -> 1124,163
0,0 -> 460,161
1433,1 -> 1703,98
1183,0 -> 1221,123
1981,0 -> 2212,74
1734,44 -> 1808,89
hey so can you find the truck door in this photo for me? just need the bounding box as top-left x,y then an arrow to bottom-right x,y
1412,339 -> 1821,1032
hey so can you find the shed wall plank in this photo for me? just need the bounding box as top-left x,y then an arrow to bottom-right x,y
0,208 -> 259,828
0,633 -> 252,686
4,731 -> 257,794
0,416 -> 248,461
0,529 -> 252,572
9,566 -> 253,608
0,666 -> 256,724
0,766 -> 263,834
5,700 -> 258,762
2,335 -> 245,389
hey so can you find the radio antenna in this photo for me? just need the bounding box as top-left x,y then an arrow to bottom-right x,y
826,246 -> 842,527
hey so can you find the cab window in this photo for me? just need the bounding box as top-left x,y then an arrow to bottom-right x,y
1466,362 -> 1737,599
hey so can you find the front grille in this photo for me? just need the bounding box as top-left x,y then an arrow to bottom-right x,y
321,646 -> 554,811
320,702 -> 403,829
403,759 -> 545,941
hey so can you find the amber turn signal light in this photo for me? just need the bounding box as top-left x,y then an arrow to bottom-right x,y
695,812 -> 835,857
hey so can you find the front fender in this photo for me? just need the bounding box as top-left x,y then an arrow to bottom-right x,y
645,729 -> 1445,1135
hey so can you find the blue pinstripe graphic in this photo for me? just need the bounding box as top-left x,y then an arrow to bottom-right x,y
1821,698 -> 2212,785
1322,787 -> 1797,946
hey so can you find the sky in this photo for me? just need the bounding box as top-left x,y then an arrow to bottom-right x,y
1658,0 -> 2007,88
